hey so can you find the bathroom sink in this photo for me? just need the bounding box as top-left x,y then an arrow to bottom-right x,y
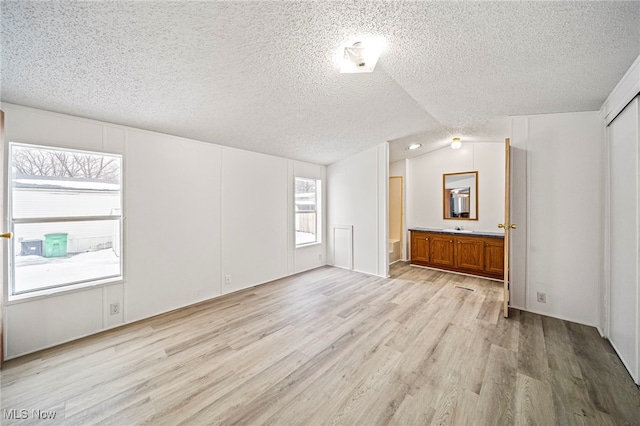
442,229 -> 474,233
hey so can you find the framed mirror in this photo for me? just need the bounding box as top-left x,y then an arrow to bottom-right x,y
443,171 -> 478,220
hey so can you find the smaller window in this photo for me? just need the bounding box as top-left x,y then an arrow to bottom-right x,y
295,177 -> 321,246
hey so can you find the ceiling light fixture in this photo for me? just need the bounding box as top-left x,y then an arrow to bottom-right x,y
407,143 -> 422,150
338,38 -> 386,74
451,138 -> 462,149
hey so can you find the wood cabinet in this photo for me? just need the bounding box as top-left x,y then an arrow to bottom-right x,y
455,237 -> 485,272
411,232 -> 430,263
410,230 -> 504,280
429,234 -> 454,267
483,238 -> 505,277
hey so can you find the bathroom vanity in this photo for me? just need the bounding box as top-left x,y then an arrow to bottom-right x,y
410,228 -> 504,280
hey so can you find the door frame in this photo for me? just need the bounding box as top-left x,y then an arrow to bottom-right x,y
1,110 -> 5,368
389,176 -> 404,263
502,137 -> 513,318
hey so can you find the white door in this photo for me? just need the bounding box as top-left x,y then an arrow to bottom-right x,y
500,138 -> 516,318
1,110 -> 6,367
608,96 -> 639,385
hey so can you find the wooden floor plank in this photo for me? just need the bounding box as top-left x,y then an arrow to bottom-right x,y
514,371 -> 557,426
474,344 -> 518,426
517,311 -> 550,382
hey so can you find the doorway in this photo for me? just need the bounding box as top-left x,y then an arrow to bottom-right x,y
389,176 -> 403,264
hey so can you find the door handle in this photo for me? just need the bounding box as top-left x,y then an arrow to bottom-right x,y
498,224 -> 517,230
1,232 -> 13,239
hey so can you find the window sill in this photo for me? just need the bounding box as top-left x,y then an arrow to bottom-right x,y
6,276 -> 124,305
296,242 -> 322,249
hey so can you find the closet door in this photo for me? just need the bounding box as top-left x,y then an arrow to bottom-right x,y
608,96 -> 639,385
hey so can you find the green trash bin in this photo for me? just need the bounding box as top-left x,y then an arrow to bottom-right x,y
44,233 -> 68,258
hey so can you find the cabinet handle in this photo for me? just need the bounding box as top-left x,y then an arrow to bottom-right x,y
426,238 -> 429,241
450,240 -> 453,243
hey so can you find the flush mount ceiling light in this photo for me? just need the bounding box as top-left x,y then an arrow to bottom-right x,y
338,38 -> 386,73
451,138 -> 462,149
407,143 -> 422,150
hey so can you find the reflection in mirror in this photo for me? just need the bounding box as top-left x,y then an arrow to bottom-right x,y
443,171 -> 478,220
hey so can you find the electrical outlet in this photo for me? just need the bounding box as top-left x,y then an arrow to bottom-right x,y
110,302 -> 120,315
537,292 -> 547,303
225,275 -> 232,286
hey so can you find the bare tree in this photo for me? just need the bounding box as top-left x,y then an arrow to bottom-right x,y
295,178 -> 316,194
13,146 -> 120,181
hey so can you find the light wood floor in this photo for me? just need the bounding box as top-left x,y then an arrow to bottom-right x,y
1,263 -> 639,425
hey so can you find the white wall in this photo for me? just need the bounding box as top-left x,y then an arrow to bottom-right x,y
2,103 -> 326,358
327,143 -> 388,277
221,147 -> 288,294
510,123 -> 528,310
406,142 -> 505,233
510,111 -> 601,326
125,130 -> 222,322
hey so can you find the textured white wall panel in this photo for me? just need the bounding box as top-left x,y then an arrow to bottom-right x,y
221,148 -> 288,293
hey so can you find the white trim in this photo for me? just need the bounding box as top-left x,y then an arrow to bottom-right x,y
7,142 -> 124,298
636,97 -> 640,385
524,118 -> 531,312
6,277 -> 124,304
519,307 -> 598,329
122,126 -> 129,325
408,264 -> 503,283
331,224 -> 353,270
636,99 -> 640,385
602,104 -> 611,339
13,216 -> 120,224
4,321 -> 118,361
350,267 -> 387,279
378,143 -> 389,278
603,54 -> 640,126
295,242 -> 322,249
609,337 -> 639,384
294,176 -> 321,248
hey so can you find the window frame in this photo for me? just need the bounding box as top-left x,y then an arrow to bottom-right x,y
7,142 -> 124,299
294,177 -> 321,247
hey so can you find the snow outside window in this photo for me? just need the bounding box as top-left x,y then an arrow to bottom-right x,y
9,143 -> 123,296
295,177 -> 320,246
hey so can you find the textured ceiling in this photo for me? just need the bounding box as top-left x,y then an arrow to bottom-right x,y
2,1 -> 639,164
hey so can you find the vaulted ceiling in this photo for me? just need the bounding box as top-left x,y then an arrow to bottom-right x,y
2,1 -> 639,164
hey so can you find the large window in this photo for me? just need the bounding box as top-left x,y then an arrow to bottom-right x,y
9,143 -> 123,296
295,177 -> 321,246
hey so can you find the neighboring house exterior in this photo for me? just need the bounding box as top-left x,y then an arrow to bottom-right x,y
12,176 -> 120,257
